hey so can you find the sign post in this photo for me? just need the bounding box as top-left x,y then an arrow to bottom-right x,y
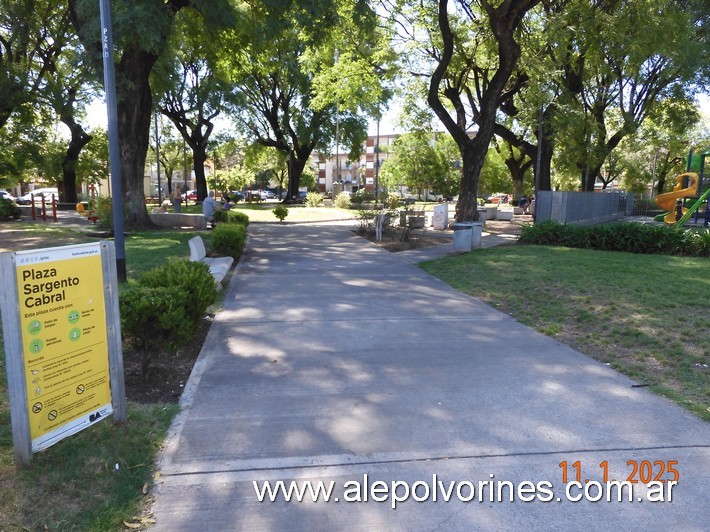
0,242 -> 125,468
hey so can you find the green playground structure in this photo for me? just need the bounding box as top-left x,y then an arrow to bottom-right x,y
654,148 -> 710,227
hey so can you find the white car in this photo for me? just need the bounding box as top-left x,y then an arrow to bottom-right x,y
16,188 -> 59,205
0,190 -> 15,202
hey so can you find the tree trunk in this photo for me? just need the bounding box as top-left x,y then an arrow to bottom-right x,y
286,152 -> 309,201
456,141 -> 488,221
60,117 -> 92,204
505,157 -> 532,198
193,148 -> 209,201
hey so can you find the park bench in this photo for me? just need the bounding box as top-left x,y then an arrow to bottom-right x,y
188,235 -> 234,288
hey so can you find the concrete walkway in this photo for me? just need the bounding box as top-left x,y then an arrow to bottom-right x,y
150,221 -> 709,531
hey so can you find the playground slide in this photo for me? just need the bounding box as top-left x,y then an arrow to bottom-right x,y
675,186 -> 710,227
655,172 -> 699,224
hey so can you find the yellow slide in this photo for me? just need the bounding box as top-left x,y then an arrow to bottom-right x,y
655,172 -> 699,224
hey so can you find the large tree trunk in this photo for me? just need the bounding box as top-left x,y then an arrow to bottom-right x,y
193,148 -> 209,201
286,151 -> 309,201
115,47 -> 157,228
60,117 -> 92,204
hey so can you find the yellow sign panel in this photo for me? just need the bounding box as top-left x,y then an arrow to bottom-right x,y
15,244 -> 113,452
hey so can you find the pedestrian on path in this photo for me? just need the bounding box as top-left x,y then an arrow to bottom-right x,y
172,185 -> 183,213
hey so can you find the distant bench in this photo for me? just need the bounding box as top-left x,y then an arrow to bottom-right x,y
149,212 -> 208,229
188,236 -> 234,288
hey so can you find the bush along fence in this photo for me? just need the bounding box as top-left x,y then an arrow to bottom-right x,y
519,220 -> 710,257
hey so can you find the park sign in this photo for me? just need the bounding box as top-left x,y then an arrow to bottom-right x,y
0,242 -> 126,467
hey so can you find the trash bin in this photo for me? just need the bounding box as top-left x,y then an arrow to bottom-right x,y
477,208 -> 487,225
471,222 -> 483,248
453,222 -> 474,251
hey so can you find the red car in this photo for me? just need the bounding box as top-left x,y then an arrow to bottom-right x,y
181,189 -> 198,201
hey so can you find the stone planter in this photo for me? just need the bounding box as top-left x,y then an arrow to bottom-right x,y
409,216 -> 425,229
496,209 -> 514,221
483,204 -> 498,219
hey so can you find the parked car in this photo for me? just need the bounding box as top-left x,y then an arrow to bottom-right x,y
0,190 -> 15,202
181,189 -> 198,201
244,189 -> 270,201
16,188 -> 59,205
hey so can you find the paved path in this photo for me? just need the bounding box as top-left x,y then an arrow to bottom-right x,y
150,222 -> 709,531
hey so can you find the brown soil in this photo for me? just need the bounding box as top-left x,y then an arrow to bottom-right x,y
122,318 -> 212,404
357,226 -> 453,251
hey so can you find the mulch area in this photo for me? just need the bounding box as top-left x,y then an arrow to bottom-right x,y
122,318 -> 213,404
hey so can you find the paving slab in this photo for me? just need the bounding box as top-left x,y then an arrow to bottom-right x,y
150,222 -> 709,531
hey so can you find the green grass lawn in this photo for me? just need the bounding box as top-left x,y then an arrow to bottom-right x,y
178,201 -> 357,223
421,245 -> 710,421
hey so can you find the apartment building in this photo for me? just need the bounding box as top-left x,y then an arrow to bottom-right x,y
314,133 -> 400,195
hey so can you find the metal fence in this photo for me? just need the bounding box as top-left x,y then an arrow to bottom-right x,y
535,191 -> 634,225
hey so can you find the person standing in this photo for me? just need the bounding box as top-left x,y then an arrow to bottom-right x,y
519,195 -> 529,214
172,184 -> 183,212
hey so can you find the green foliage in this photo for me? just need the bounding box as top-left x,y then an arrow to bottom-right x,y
519,221 -> 708,256
0,198 -> 21,221
685,228 -> 710,257
305,191 -> 323,207
383,192 -> 400,209
210,222 -> 247,258
334,192 -> 351,209
272,205 -> 289,221
120,259 -> 217,373
352,190 -> 374,203
119,285 -> 193,373
213,209 -> 250,225
355,208 -> 397,235
139,259 -> 217,323
94,195 -> 113,230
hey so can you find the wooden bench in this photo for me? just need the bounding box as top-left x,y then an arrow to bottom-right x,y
188,236 -> 234,288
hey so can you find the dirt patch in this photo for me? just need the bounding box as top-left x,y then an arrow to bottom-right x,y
123,318 -> 212,404
360,228 -> 453,252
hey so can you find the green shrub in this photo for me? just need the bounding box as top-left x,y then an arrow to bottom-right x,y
352,190 -> 374,204
519,220 -> 566,245
0,198 -> 21,221
519,220 -> 705,256
685,228 -> 710,257
95,195 -> 113,230
334,192 -> 351,209
139,259 -> 217,323
305,192 -> 323,207
119,285 -> 193,373
272,205 -> 289,221
214,210 -> 250,225
210,222 -> 247,258
355,209 -> 397,235
383,192 -> 400,209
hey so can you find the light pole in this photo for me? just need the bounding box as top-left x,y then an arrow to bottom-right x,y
99,0 -> 126,282
154,112 -> 161,204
